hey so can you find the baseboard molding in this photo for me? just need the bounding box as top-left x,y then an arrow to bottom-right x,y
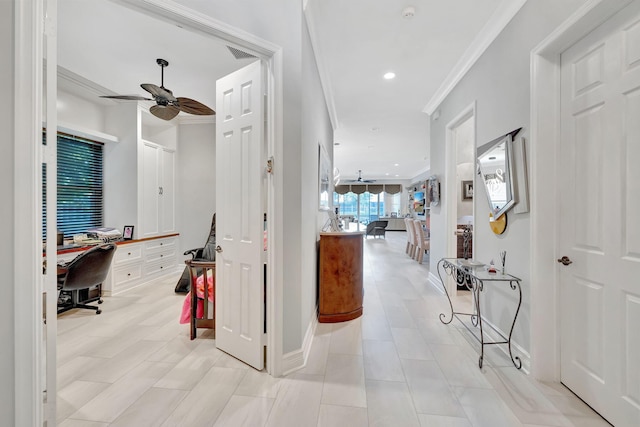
428,272 -> 444,295
476,317 -> 531,373
281,310 -> 318,376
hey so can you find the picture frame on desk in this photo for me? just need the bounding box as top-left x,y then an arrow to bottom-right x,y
123,225 -> 134,240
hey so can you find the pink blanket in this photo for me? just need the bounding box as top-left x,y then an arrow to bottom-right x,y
179,274 -> 215,324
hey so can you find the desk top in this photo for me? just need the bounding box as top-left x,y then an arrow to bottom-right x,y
55,233 -> 179,255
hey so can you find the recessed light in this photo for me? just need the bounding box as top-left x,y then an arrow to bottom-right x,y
383,72 -> 396,80
371,127 -> 380,132
394,163 -> 399,167
395,174 -> 400,177
385,173 -> 390,176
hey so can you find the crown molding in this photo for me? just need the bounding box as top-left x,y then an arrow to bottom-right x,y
303,4 -> 339,130
423,0 -> 528,115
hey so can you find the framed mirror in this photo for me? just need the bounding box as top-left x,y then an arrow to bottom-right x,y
477,128 -> 521,219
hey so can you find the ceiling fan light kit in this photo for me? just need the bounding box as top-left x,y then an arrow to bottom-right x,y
100,58 -> 215,121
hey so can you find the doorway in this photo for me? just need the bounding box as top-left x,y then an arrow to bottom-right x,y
445,103 -> 476,296
531,0 -> 640,425
30,1 -> 284,424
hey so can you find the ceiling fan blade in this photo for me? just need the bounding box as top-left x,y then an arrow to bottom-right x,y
176,97 -> 215,115
141,83 -> 177,102
150,105 -> 180,121
100,95 -> 153,101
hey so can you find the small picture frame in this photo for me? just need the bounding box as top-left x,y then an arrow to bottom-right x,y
462,180 -> 474,200
123,225 -> 134,240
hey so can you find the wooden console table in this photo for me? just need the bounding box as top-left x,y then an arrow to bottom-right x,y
436,258 -> 523,369
318,232 -> 364,323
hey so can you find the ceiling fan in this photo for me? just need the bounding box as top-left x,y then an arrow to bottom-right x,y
100,58 -> 215,121
343,170 -> 376,183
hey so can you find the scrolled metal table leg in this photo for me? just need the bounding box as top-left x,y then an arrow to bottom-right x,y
507,280 -> 523,369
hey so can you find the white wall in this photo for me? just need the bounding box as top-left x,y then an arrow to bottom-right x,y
429,0 -> 589,361
57,90 -> 106,131
1,2 -> 15,424
176,122 -> 216,257
302,14 -> 334,343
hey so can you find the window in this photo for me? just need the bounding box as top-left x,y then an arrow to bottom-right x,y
43,133 -> 104,238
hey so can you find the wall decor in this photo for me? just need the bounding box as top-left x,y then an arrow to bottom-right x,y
512,136 -> 529,214
426,175 -> 440,207
318,144 -> 331,211
477,128 -> 521,219
462,180 -> 473,200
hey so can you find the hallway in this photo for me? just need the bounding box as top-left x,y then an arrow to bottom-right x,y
56,231 -> 609,426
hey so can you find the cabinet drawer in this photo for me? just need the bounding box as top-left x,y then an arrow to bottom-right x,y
145,237 -> 176,254
145,247 -> 176,263
113,263 -> 143,285
143,256 -> 176,276
114,244 -> 142,264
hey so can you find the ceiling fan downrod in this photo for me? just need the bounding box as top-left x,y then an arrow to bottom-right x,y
156,58 -> 168,88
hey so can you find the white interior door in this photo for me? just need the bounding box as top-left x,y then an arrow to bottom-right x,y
559,4 -> 640,426
215,60 -> 265,370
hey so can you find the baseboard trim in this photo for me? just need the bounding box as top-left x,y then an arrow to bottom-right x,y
428,272 -> 444,295
281,310 -> 318,376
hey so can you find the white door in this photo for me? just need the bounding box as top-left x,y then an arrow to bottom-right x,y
160,147 -> 175,234
215,60 -> 265,370
559,4 -> 640,426
141,142 -> 160,236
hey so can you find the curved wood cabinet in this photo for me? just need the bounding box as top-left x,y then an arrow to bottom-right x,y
318,232 -> 364,323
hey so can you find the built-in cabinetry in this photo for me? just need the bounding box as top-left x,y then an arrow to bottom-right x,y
318,232 -> 364,323
57,234 -> 178,296
103,103 -> 178,239
140,141 -> 175,237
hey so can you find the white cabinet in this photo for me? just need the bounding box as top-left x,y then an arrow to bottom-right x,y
140,141 -> 175,238
104,235 -> 179,296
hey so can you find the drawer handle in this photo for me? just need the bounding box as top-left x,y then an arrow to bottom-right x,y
160,254 -> 163,258
160,243 -> 163,246
160,266 -> 163,269
128,252 -> 131,256
127,273 -> 131,276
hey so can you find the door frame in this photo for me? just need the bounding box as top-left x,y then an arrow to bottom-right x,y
530,0 -> 633,381
444,102 -> 476,291
14,0 -> 285,422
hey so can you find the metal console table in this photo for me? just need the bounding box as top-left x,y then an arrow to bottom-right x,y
437,258 -> 523,369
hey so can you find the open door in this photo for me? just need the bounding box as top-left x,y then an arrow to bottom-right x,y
215,60 -> 265,370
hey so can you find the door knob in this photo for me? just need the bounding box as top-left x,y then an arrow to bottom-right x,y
216,245 -> 223,253
557,256 -> 572,266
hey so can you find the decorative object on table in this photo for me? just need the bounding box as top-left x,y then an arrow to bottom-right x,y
487,260 -> 497,274
462,180 -> 474,200
500,250 -> 507,274
100,58 -> 215,121
318,143 -> 331,211
477,128 -> 521,226
489,212 -> 507,235
122,225 -> 134,240
426,175 -> 440,207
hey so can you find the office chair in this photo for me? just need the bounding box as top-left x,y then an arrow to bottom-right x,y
175,213 -> 216,293
57,243 -> 117,315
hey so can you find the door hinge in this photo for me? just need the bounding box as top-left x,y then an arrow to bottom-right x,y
266,157 -> 274,174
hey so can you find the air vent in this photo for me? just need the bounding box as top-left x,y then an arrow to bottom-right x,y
227,46 -> 256,60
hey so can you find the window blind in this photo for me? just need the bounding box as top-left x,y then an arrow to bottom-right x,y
43,133 -> 104,238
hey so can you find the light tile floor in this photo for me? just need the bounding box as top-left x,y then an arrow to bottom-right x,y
57,232 -> 610,426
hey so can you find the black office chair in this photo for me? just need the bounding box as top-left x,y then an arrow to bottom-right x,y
175,213 -> 216,293
57,243 -> 117,315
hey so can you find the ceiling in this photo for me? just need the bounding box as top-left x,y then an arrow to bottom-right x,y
58,0 -> 517,181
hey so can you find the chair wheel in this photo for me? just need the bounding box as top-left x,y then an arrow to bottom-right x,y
98,299 -> 103,304
96,309 -> 102,315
